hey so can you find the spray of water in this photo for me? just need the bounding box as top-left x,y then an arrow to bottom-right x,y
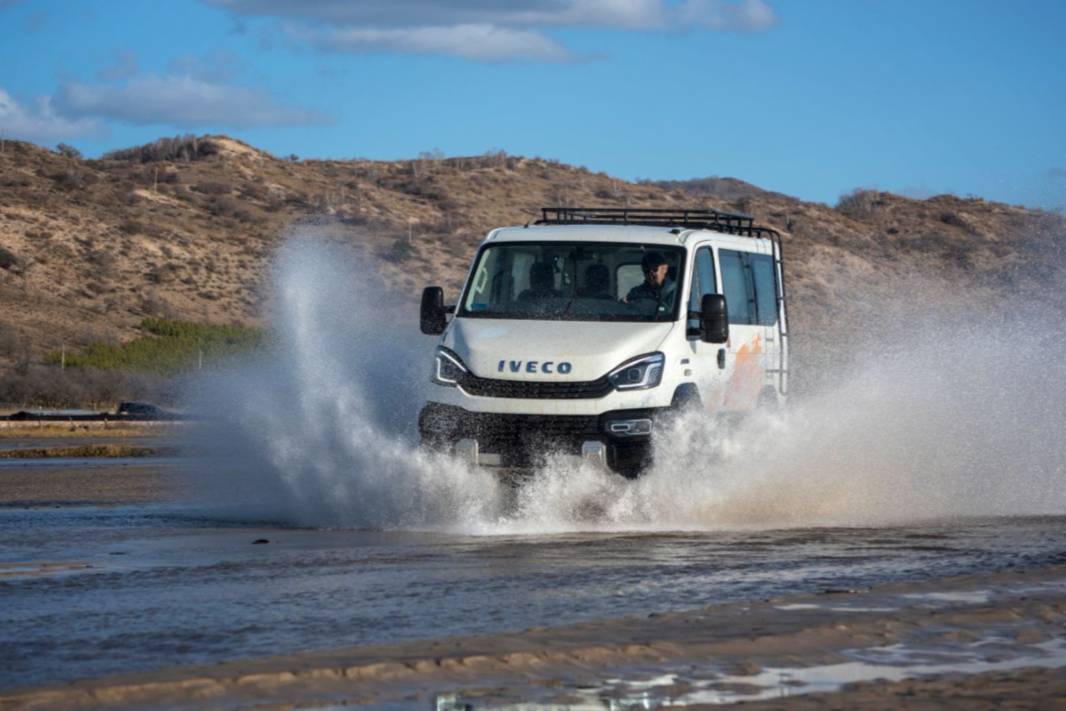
185,238 -> 1066,532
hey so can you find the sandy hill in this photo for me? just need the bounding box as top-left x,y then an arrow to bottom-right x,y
0,135 -> 1063,395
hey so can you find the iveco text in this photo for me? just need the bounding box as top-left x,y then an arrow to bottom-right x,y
418,207 -> 789,478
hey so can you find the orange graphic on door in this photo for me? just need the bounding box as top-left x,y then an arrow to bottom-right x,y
724,334 -> 764,410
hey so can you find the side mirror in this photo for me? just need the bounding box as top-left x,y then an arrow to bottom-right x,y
420,286 -> 447,335
700,293 -> 729,344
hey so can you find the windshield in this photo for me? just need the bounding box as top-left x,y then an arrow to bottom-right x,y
459,241 -> 685,322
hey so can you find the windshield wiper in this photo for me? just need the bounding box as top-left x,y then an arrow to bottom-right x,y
559,288 -> 579,319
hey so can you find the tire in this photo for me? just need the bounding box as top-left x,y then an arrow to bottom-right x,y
607,441 -> 652,479
670,383 -> 702,413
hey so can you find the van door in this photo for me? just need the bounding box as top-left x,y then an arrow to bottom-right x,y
684,246 -> 727,410
748,252 -> 783,401
718,248 -> 763,412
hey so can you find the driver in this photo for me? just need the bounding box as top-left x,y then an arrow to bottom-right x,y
625,252 -> 673,305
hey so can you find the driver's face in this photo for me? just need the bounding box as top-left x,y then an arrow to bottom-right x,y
646,264 -> 669,286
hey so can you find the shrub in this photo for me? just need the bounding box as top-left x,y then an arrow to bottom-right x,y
193,181 -> 232,195
118,220 -> 144,235
381,235 -> 414,263
56,143 -> 83,160
238,182 -> 268,201
143,167 -> 180,184
50,168 -> 96,191
103,135 -> 219,163
0,365 -> 179,409
0,246 -> 21,272
85,249 -> 117,276
939,211 -> 973,231
206,195 -> 256,222
836,189 -> 881,218
44,318 -> 267,376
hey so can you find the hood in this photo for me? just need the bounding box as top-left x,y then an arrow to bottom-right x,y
444,318 -> 674,381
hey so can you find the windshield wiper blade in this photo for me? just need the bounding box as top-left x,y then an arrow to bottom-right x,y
559,289 -> 579,318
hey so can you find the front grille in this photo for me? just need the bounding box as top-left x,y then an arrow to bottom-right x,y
419,404 -> 658,470
466,412 -> 601,443
420,405 -> 601,463
459,373 -> 613,399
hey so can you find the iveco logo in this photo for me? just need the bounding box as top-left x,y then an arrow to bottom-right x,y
498,360 -> 573,375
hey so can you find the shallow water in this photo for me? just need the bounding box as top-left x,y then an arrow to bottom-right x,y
419,639 -> 1066,709
5,242 -> 1066,693
1,497 -> 1063,690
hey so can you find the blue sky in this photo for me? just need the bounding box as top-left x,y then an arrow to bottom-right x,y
2,0 -> 1064,209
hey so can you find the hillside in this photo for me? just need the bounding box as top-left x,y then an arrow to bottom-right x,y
1,135 -> 1063,401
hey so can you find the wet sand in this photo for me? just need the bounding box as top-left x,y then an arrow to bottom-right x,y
0,423 -> 181,508
718,666 -> 1066,710
2,563 -> 1063,710
1,438 -> 1063,708
0,460 -> 181,506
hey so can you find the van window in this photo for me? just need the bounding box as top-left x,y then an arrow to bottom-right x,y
750,254 -> 778,326
719,249 -> 755,325
460,242 -> 686,322
687,247 -> 716,332
616,264 -> 645,301
696,247 -> 716,297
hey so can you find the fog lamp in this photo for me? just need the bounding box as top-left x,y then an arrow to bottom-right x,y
606,418 -> 653,436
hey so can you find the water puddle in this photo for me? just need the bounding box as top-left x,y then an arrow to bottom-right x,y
902,590 -> 992,605
422,639 -> 1066,709
774,602 -> 898,613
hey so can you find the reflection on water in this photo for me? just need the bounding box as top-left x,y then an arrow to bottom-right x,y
423,639 -> 1066,709
1,503 -> 1064,690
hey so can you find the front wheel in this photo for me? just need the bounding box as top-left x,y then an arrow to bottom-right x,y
607,440 -> 652,479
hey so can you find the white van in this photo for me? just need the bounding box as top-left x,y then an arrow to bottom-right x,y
418,208 -> 789,477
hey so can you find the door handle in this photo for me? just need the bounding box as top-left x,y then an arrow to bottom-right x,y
717,348 -> 726,370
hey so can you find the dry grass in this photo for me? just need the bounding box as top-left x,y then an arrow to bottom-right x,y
0,135 -> 1064,394
0,444 -> 170,458
0,423 -> 178,438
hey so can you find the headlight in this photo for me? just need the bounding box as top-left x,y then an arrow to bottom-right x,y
608,352 -> 664,391
432,348 -> 467,386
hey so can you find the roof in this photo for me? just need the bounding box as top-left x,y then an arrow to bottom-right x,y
488,223 -> 774,247
491,224 -> 684,245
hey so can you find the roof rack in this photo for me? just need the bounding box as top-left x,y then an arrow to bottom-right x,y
536,207 -> 779,239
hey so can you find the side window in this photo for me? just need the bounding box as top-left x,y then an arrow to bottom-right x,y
750,254 -> 778,326
696,247 -> 716,298
688,247 -> 716,332
719,249 -> 755,325
615,264 -> 644,301
687,259 -> 701,331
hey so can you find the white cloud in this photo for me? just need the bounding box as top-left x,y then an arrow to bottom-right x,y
52,75 -> 326,128
0,87 -> 101,143
210,0 -> 666,29
209,0 -> 777,61
675,0 -> 777,31
307,23 -> 576,62
167,50 -> 242,83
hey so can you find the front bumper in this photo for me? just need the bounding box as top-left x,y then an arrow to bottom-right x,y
419,402 -> 662,476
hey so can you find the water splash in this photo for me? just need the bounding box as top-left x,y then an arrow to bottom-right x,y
185,238 -> 1066,532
